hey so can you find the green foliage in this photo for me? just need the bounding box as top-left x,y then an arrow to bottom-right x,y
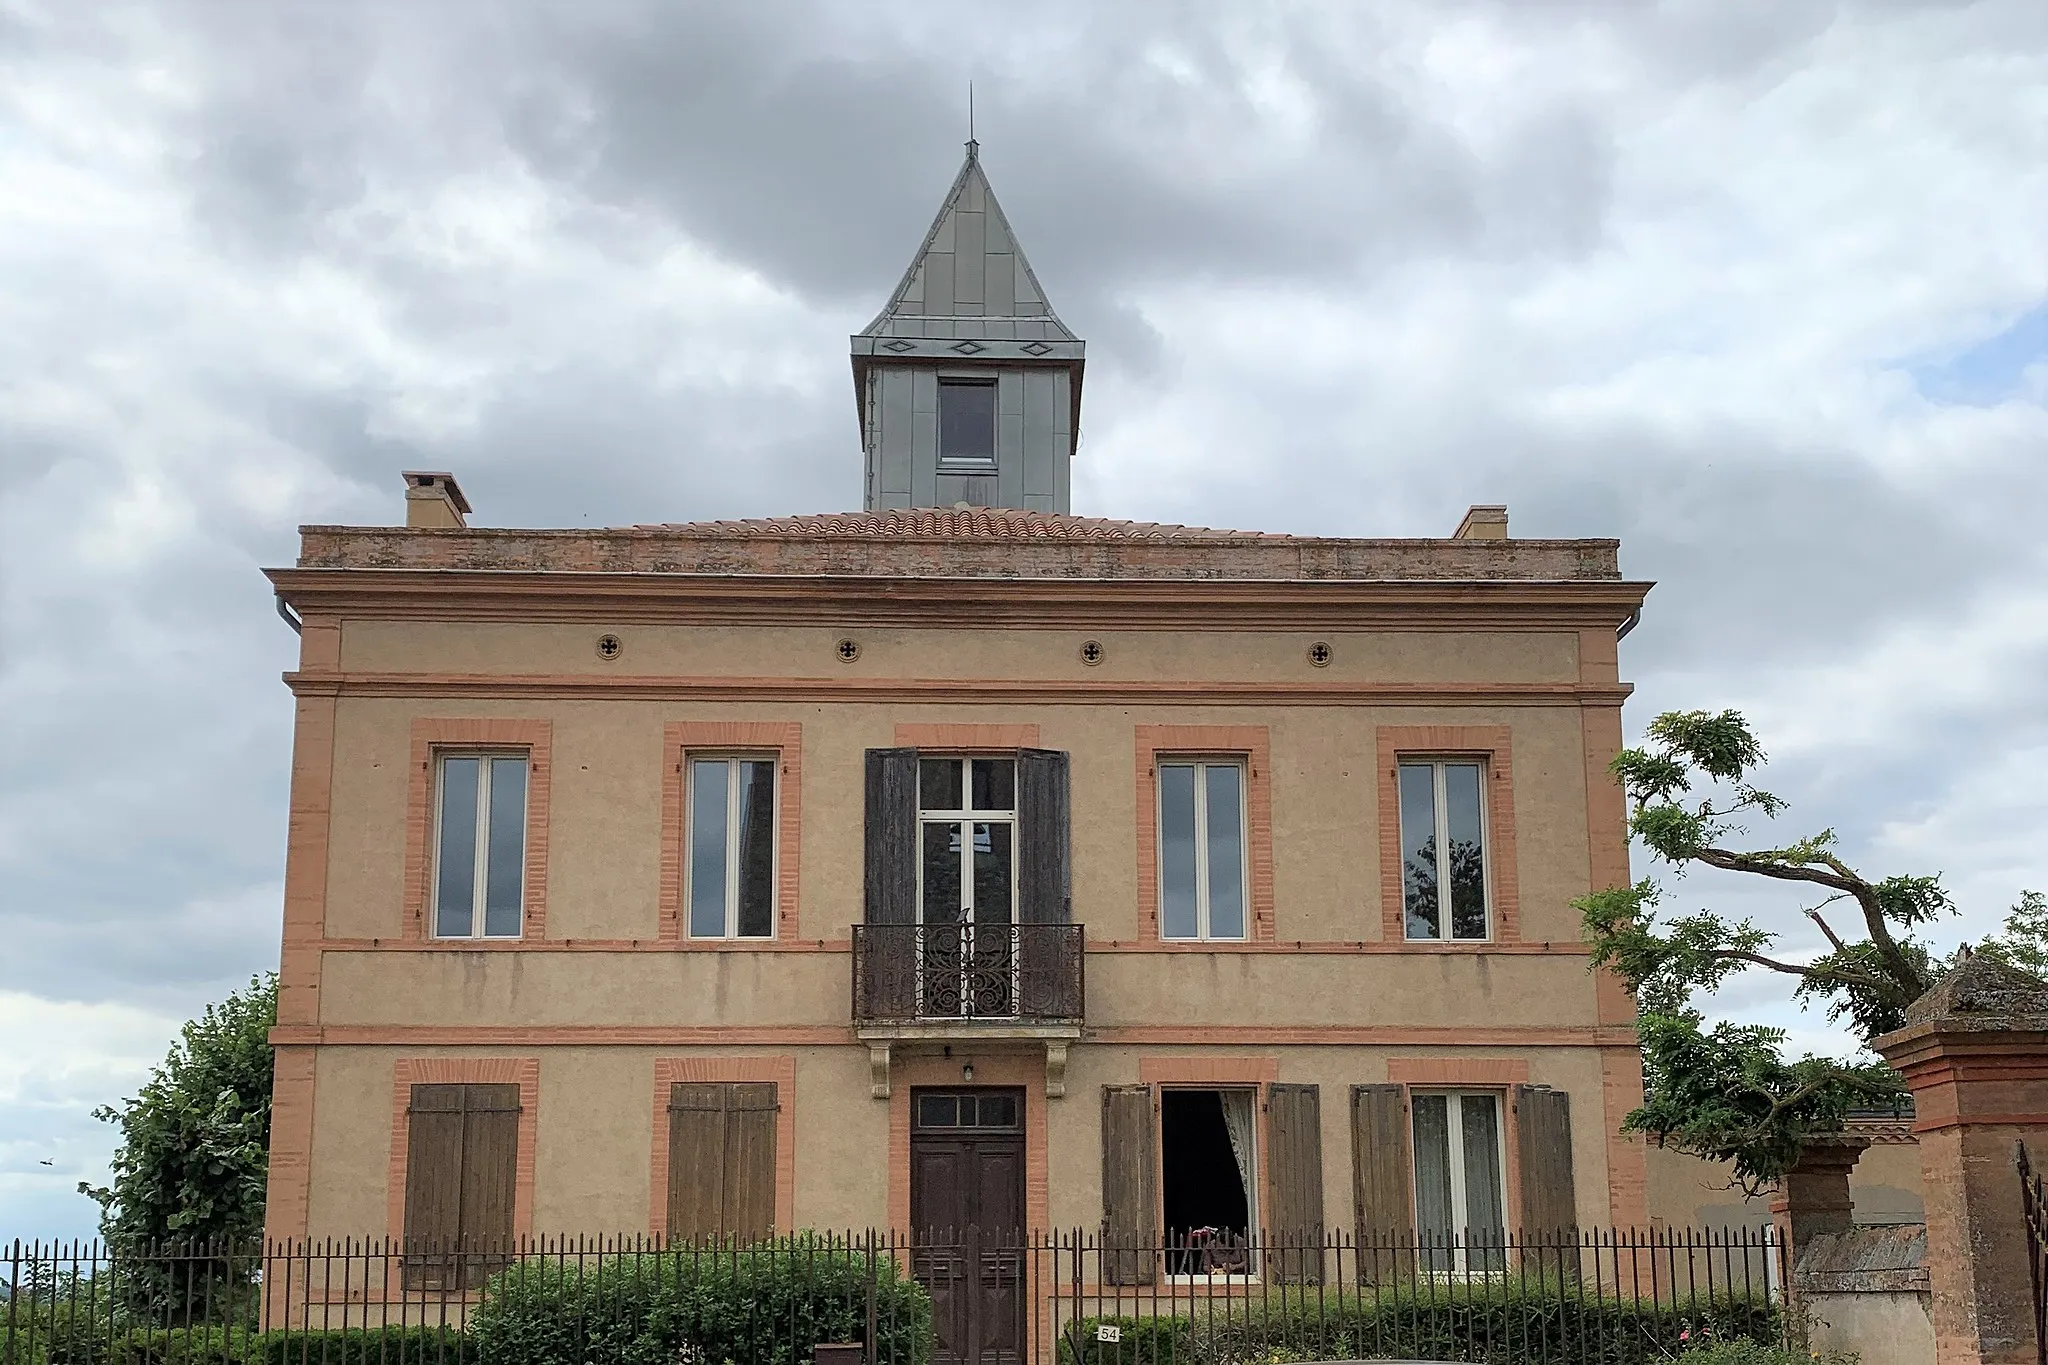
81,976 -> 278,1254
4,1319 -> 458,1365
1673,1336 -> 1857,1365
466,1235 -> 933,1365
1576,707 -> 2047,1187
1980,890 -> 2048,977
1066,1284 -> 1781,1365
1627,1013 -> 1904,1190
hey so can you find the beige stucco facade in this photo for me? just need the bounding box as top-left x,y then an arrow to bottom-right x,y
261,506 -> 1659,1249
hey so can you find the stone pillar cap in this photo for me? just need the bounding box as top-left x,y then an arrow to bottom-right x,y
1876,951 -> 2048,1053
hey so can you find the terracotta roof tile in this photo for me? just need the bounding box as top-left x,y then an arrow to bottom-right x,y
634,508 -> 1291,542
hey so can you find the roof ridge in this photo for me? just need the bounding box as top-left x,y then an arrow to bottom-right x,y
631,507 -> 1288,541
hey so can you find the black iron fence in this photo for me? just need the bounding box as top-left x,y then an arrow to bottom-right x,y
852,923 -> 1085,1022
2023,1142 -> 2047,1365
1,1225 -> 1785,1365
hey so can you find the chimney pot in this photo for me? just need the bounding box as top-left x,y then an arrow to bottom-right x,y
1453,504 -> 1508,540
402,471 -> 470,529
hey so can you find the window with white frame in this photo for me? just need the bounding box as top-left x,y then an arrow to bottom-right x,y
1157,759 -> 1248,941
1397,760 -> 1489,941
917,756 -> 1015,926
687,756 -> 778,939
432,753 -> 528,938
1410,1090 -> 1507,1271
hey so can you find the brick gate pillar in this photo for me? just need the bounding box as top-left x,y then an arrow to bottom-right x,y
1771,1133 -> 1870,1275
1875,953 -> 2048,1365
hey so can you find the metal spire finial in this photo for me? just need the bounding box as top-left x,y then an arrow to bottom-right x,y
967,81 -> 976,156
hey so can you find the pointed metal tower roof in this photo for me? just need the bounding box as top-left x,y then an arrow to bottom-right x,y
852,141 -> 1083,363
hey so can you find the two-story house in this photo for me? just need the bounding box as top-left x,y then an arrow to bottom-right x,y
260,140 -> 1655,1348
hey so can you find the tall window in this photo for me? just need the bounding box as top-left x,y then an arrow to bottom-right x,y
1158,760 -> 1247,941
918,757 -> 1016,925
432,754 -> 527,939
937,378 -> 997,469
1411,1090 -> 1506,1271
688,756 -> 778,939
1398,760 -> 1488,941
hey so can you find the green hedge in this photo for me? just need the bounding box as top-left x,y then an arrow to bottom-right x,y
1065,1282 -> 1782,1365
11,1324 -> 462,1365
467,1235 -> 933,1365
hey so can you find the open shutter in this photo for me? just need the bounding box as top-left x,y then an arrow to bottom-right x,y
1101,1084 -> 1157,1285
1514,1084 -> 1578,1278
864,748 -> 920,924
1016,749 -> 1075,1018
403,1085 -> 466,1260
1350,1084 -> 1415,1283
724,1082 -> 779,1242
1265,1084 -> 1324,1283
862,747 -> 919,1018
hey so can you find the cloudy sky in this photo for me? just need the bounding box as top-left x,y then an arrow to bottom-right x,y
3,0 -> 2045,1240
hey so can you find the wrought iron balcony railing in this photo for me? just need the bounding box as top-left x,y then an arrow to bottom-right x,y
852,923 -> 1084,1024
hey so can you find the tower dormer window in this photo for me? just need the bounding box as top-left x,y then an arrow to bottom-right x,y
938,378 -> 997,469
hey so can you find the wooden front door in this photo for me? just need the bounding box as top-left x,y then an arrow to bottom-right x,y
910,1088 -> 1026,1365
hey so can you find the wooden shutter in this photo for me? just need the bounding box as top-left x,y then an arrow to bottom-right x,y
1514,1084 -> 1578,1277
861,747 -> 920,1018
1265,1083 -> 1324,1283
459,1084 -> 521,1257
403,1084 -> 467,1258
1350,1084 -> 1415,1283
668,1082 -> 779,1244
1016,749 -> 1075,1018
863,748 -> 919,925
403,1082 -> 520,1289
724,1082 -> 778,1241
1100,1084 -> 1157,1285
1016,750 -> 1071,923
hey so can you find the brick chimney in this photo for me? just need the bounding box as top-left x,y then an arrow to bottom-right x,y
1453,505 -> 1508,539
402,472 -> 470,529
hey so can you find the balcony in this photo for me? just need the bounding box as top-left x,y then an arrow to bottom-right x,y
852,923 -> 1084,1096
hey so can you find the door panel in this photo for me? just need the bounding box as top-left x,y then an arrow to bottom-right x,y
910,1091 -> 1027,1365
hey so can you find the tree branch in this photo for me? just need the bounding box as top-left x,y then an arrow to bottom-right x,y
1700,947 -> 1889,992
1693,845 -> 1921,997
1805,908 -> 1849,956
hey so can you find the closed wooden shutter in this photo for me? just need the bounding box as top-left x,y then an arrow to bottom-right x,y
668,1082 -> 778,1244
403,1082 -> 520,1289
1016,749 -> 1075,1018
1100,1084 -> 1157,1285
403,1084 -> 467,1258
1265,1083 -> 1324,1283
1514,1084 -> 1577,1276
1350,1083 -> 1414,1283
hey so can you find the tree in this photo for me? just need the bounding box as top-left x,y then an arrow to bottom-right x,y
81,974 -> 276,1255
1575,709 -> 2045,1192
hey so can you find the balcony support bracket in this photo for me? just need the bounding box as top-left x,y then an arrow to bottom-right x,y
868,1043 -> 892,1100
1045,1041 -> 1068,1099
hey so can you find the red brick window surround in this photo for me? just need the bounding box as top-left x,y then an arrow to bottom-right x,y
385,1057 -> 539,1243
660,723 -> 803,945
403,719 -> 552,941
1135,726 -> 1275,944
647,1056 -> 797,1237
1376,726 -> 1519,944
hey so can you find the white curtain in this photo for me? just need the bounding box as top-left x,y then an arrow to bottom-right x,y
1218,1089 -> 1258,1228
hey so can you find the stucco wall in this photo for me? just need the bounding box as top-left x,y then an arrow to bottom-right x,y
302,1042 -> 1621,1239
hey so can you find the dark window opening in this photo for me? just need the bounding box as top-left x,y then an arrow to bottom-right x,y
1161,1089 -> 1255,1273
938,379 -> 997,468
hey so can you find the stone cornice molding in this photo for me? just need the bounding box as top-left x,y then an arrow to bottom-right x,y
280,670 -> 1634,707
266,567 -> 1652,631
